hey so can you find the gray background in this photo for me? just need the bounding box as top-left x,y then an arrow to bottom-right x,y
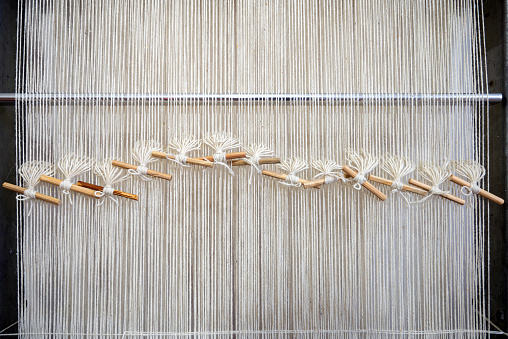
0,0 -> 506,335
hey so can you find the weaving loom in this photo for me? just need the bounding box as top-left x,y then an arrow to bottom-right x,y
1,0 -> 506,337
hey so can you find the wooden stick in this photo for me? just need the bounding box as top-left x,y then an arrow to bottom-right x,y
190,151 -> 247,162
151,151 -> 213,168
77,181 -> 139,201
3,182 -> 61,206
231,158 -> 281,166
449,175 -> 504,205
341,172 -> 425,196
39,175 -> 100,199
111,160 -> 172,181
341,165 -> 387,201
262,169 -> 317,187
303,178 -> 326,189
408,178 -> 465,205
368,174 -> 427,196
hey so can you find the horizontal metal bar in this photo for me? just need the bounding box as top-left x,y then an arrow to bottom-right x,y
0,93 -> 503,104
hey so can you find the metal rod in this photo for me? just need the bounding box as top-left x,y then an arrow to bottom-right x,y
0,92 -> 503,103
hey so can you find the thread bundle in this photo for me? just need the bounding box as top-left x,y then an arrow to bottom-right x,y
9,146 -> 497,207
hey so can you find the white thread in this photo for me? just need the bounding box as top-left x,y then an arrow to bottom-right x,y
96,185 -> 118,206
410,161 -> 452,204
211,153 -> 234,175
390,180 -> 404,191
202,132 -> 241,176
282,174 -> 301,187
166,154 -> 190,167
312,159 -> 344,186
389,180 -> 412,205
278,158 -> 308,188
128,165 -> 152,181
324,176 -> 336,185
346,149 -> 378,192
16,2 -> 492,336
353,173 -> 367,190
19,161 -> 54,188
244,144 -> 274,184
381,154 -> 415,204
58,179 -> 73,205
59,179 -> 73,193
16,187 -> 37,216
462,184 -> 481,196
103,185 -> 115,196
16,161 -> 54,214
452,160 -> 486,198
56,154 -> 93,205
17,187 -> 37,200
166,135 -> 201,167
429,185 -> 449,196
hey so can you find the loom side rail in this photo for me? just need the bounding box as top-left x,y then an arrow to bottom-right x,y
0,93 -> 503,104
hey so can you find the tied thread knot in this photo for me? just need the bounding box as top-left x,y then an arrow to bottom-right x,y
59,179 -> 74,205
16,187 -> 37,201
391,179 -> 404,192
390,179 -> 413,206
128,164 -> 151,181
96,184 -> 118,205
16,187 -> 38,216
167,153 -> 190,168
208,152 -> 234,175
352,172 -> 367,190
429,185 -> 449,196
312,160 -> 344,186
245,155 -> 261,172
282,174 -> 301,187
245,155 -> 261,185
313,169 -> 344,185
314,172 -> 339,185
59,179 -> 73,193
462,182 -> 481,196
408,184 -> 451,205
324,176 -> 336,185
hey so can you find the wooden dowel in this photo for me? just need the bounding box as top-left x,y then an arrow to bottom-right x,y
303,178 -> 326,189
191,151 -> 247,162
152,151 -> 214,168
408,178 -> 465,205
3,182 -> 61,206
341,165 -> 387,201
39,175 -> 100,198
231,158 -> 281,166
111,160 -> 172,181
449,175 -> 504,205
77,181 -> 138,201
262,169 -> 316,187
368,174 -> 427,196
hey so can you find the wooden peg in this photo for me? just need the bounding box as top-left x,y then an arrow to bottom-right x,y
231,158 -> 281,166
3,182 -> 61,206
111,160 -> 172,181
408,178 -> 465,205
341,165 -> 387,201
449,175 -> 504,205
368,174 -> 427,196
303,178 -> 326,189
77,181 -> 138,201
39,175 -> 101,198
262,169 -> 317,188
40,174 -> 100,199
151,151 -> 213,168
190,151 -> 247,162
